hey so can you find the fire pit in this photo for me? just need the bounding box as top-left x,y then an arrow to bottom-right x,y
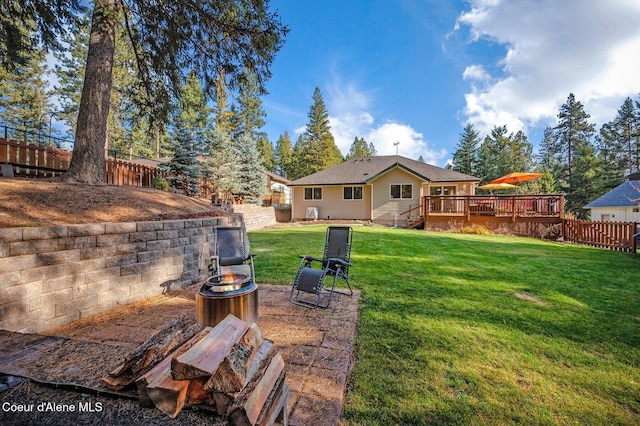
196,273 -> 259,328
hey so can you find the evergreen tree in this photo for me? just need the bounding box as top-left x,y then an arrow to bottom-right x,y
173,71 -> 210,156
553,93 -> 596,192
257,134 -> 275,172
0,46 -> 51,141
212,70 -> 234,135
235,132 -> 267,204
290,134 -> 308,180
346,136 -> 376,159
1,0 -> 83,68
11,0 -> 288,183
274,131 -> 293,178
231,69 -> 266,142
204,127 -> 241,201
418,155 -> 425,163
161,115 -> 202,196
296,87 -> 342,177
568,142 -> 602,218
475,125 -> 535,184
451,123 -> 480,175
596,97 -> 639,190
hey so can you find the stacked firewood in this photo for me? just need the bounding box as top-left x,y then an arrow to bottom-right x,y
103,314 -> 287,425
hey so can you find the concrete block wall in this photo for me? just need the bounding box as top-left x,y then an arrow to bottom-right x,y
0,215 -> 242,333
230,204 -> 277,231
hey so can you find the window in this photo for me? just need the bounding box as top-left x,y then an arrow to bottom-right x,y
343,186 -> 363,200
390,184 -> 413,199
304,187 -> 322,200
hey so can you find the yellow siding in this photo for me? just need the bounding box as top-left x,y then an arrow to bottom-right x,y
371,168 -> 422,226
292,185 -> 371,221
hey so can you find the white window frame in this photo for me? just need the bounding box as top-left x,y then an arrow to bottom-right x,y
343,185 -> 363,201
390,183 -> 413,200
304,187 -> 323,201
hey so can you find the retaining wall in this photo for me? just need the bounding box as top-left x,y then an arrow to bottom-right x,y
230,204 -> 277,231
0,215 -> 244,333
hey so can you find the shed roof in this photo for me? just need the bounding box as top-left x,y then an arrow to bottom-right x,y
584,180 -> 640,208
290,155 -> 479,186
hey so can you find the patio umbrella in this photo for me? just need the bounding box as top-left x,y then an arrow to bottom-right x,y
477,183 -> 517,191
490,172 -> 543,184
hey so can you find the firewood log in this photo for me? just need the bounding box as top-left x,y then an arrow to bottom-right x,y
171,314 -> 249,380
226,351 -> 285,426
204,322 -> 265,393
103,311 -> 201,390
135,354 -> 190,418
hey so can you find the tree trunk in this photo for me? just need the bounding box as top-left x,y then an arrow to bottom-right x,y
63,0 -> 117,184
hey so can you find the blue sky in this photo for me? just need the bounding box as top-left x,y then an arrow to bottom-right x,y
259,0 -> 640,167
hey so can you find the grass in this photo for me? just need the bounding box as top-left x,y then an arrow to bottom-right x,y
248,225 -> 640,425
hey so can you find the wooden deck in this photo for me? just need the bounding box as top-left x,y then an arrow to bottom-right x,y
418,194 -> 565,225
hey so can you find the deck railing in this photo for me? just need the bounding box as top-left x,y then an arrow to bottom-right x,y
422,194 -> 565,221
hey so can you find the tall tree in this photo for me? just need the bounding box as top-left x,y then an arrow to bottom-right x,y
235,132 -> 267,204
203,127 -> 241,201
160,115 -> 202,196
274,131 -> 293,178
346,136 -> 376,159
230,69 -> 266,142
1,0 -> 83,69
0,46 -> 50,139
475,125 -> 535,184
553,93 -> 596,192
257,134 -> 275,172
295,87 -> 342,178
451,123 -> 480,175
8,0 -> 288,183
596,97 -> 640,190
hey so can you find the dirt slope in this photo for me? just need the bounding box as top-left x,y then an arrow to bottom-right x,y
0,179 -> 225,228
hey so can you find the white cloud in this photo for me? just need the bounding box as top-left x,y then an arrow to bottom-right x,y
456,0 -> 640,136
462,64 -> 491,82
325,80 -> 448,164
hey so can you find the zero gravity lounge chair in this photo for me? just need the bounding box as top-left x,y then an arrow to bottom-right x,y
290,226 -> 354,309
210,225 -> 256,281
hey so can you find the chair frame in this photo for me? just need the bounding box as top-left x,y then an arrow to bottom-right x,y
210,225 -> 256,281
290,226 -> 353,309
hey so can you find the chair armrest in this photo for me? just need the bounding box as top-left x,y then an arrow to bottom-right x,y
326,257 -> 351,267
300,255 -> 323,262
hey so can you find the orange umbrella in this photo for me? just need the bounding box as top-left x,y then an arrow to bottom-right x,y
490,172 -> 542,184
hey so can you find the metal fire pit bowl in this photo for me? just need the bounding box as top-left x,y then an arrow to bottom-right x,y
196,273 -> 258,328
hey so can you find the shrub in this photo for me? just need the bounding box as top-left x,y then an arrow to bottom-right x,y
151,175 -> 169,191
460,224 -> 493,235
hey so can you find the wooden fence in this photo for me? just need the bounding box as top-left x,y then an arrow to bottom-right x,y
0,138 -> 215,197
563,218 -> 638,253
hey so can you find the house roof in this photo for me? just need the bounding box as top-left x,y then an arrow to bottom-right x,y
584,180 -> 640,208
289,155 -> 479,186
262,170 -> 291,185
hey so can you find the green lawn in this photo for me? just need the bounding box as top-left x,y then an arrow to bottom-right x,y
249,225 -> 640,425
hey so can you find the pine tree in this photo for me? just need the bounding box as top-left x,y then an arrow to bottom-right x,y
297,87 -> 343,176
568,142 -> 602,218
475,125 -> 535,184
346,136 -> 376,159
161,116 -> 202,197
274,131 -> 293,178
231,69 -> 266,142
257,134 -> 275,172
596,97 -> 640,189
0,46 -> 51,141
235,132 -> 267,204
553,93 -> 596,192
451,123 -> 480,175
204,127 -> 241,201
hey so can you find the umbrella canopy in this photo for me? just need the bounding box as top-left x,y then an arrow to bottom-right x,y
477,183 -> 517,191
490,172 -> 542,184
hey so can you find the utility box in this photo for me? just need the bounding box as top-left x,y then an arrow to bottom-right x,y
306,206 -> 318,221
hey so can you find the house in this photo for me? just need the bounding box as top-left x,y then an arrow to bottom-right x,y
289,155 -> 480,226
584,173 -> 640,222
261,170 -> 292,207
